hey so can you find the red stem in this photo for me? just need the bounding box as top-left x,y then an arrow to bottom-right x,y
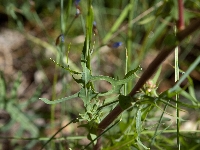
178,0 -> 184,30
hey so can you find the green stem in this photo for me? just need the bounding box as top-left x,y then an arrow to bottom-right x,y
175,29 -> 180,149
151,100 -> 170,146
127,0 -> 136,90
51,0 -> 65,148
124,48 -> 128,95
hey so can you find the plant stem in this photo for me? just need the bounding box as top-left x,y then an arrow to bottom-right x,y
178,0 -> 184,30
175,43 -> 180,150
124,48 -> 128,95
176,0 -> 184,146
127,0 -> 136,90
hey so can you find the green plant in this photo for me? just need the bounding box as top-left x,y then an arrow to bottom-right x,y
40,0 -> 200,150
1,0 -> 200,149
0,71 -> 40,149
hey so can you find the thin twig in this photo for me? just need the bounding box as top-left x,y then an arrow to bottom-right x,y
40,118 -> 78,150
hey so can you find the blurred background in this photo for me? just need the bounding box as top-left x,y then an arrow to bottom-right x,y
0,0 -> 200,149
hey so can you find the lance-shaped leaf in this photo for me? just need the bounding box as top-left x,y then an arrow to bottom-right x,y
40,92 -> 79,104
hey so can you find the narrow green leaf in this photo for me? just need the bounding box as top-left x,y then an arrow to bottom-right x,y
159,93 -> 200,109
123,65 -> 141,81
137,137 -> 150,149
187,76 -> 198,103
169,55 -> 200,93
138,15 -> 155,25
7,103 -> 38,137
82,67 -> 91,86
152,66 -> 162,84
103,4 -> 132,44
145,16 -> 172,50
40,92 -> 79,104
179,89 -> 198,104
50,58 -> 81,75
136,107 -> 142,134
